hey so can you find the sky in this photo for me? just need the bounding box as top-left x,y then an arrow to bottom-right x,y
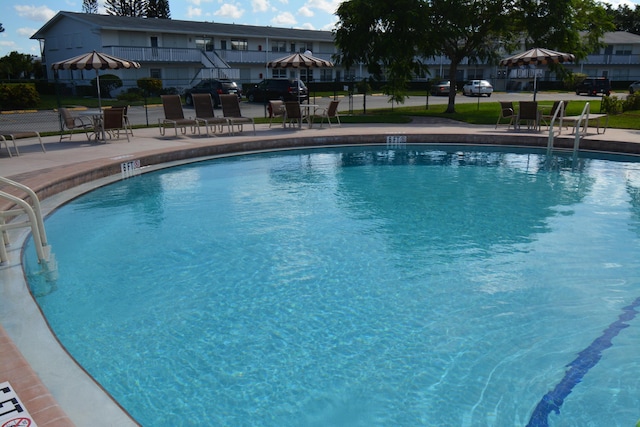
0,0 -> 638,58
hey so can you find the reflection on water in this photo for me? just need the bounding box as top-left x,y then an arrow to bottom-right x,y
24,146 -> 640,427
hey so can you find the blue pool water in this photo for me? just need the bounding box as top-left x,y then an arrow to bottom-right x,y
25,146 -> 640,426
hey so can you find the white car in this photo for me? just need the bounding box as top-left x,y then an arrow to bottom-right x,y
630,81 -> 640,94
462,80 -> 493,97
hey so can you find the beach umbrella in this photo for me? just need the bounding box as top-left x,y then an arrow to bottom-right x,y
500,48 -> 575,101
267,52 -> 334,102
51,50 -> 141,110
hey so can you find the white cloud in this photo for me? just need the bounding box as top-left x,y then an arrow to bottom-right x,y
306,0 -> 341,15
187,6 -> 203,18
298,22 -> 315,30
215,4 -> 245,19
14,5 -> 56,22
0,41 -> 17,48
17,27 -> 38,38
252,0 -> 270,13
299,6 -> 314,17
272,11 -> 296,26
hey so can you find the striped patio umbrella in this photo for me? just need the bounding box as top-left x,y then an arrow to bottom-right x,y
51,50 -> 141,110
267,52 -> 334,103
500,48 -> 574,101
267,52 -> 334,69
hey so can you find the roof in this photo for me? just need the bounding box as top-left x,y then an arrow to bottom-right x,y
600,31 -> 640,44
31,11 -> 335,42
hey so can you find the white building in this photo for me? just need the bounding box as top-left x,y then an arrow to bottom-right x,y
31,12 -> 640,93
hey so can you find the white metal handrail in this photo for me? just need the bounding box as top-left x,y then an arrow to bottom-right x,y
546,101 -> 566,156
571,103 -> 592,160
0,176 -> 50,264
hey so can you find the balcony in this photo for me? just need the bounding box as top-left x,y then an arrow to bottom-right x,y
104,46 -> 336,65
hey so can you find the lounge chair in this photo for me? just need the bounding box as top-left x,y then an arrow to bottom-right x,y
102,107 -> 130,142
193,93 -> 230,136
268,100 -> 285,128
220,94 -> 255,135
284,101 -> 310,128
515,101 -> 540,131
0,131 -> 46,156
158,95 -> 199,136
495,101 -> 515,129
59,107 -> 94,141
311,100 -> 341,128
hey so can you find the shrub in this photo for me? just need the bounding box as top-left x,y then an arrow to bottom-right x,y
564,72 -> 587,91
602,95 -> 624,114
91,74 -> 123,98
623,92 -> 640,112
0,83 -> 40,110
137,77 -> 162,96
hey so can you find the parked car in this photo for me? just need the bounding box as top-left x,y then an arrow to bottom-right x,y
575,77 -> 611,96
630,81 -> 640,94
184,79 -> 242,107
430,80 -> 452,96
245,79 -> 308,102
462,80 -> 493,97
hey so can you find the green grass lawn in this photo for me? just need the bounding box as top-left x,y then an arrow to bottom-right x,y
39,92 -> 640,130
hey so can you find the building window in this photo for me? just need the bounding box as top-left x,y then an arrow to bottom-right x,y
272,41 -> 286,52
196,38 -> 213,52
299,43 -> 312,53
231,39 -> 248,51
320,69 -> 332,81
272,69 -> 287,78
221,40 -> 227,50
150,68 -> 161,79
615,45 -> 632,55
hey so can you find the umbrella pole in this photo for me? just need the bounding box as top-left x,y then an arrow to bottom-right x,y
533,71 -> 537,102
96,70 -> 106,142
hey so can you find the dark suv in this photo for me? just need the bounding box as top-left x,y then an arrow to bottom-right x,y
575,77 -> 611,96
184,79 -> 242,107
245,79 -> 308,102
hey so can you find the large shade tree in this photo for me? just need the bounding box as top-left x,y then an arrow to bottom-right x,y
334,0 -> 613,113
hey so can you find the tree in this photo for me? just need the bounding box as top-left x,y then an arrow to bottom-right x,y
605,4 -> 640,34
105,0 -> 148,17
334,0 -> 433,104
0,51 -> 35,79
426,0 -> 516,113
147,0 -> 171,19
82,0 -> 98,14
334,0 -> 613,114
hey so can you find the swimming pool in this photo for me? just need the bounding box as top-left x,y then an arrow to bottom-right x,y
25,146 -> 640,426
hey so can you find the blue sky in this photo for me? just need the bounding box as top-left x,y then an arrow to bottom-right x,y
0,0 -> 637,58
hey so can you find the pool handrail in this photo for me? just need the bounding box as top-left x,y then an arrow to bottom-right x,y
0,176 -> 50,264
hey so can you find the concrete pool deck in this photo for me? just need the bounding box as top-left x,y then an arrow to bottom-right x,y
1,118 -> 640,426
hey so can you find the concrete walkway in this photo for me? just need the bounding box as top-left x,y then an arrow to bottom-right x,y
1,118 -> 640,426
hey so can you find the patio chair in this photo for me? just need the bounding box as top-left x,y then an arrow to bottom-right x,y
541,100 -> 570,130
59,107 -> 94,142
284,101 -> 310,128
220,94 -> 255,135
158,95 -> 199,137
515,101 -> 540,131
268,100 -> 285,128
102,107 -> 130,142
495,101 -> 515,129
311,100 -> 341,128
193,93 -> 230,136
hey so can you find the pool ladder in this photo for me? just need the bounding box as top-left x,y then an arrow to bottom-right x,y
0,176 -> 52,265
546,101 -> 591,161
